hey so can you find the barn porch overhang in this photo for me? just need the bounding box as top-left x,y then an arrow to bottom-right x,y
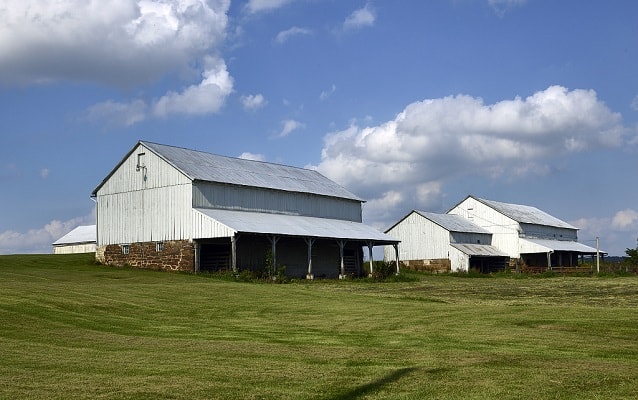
519,238 -> 605,255
193,208 -> 400,277
450,243 -> 508,257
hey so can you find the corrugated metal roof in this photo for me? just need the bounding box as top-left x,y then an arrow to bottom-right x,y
142,141 -> 362,201
520,238 -> 602,254
195,208 -> 398,243
52,225 -> 96,245
415,211 -> 490,234
450,243 -> 509,257
475,197 -> 577,229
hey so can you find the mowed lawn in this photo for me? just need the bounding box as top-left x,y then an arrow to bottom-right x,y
1,254 -> 637,399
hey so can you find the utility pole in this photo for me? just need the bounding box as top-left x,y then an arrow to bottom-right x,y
596,236 -> 600,274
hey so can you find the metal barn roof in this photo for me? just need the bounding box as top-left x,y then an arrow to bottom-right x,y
52,225 -> 96,246
142,141 -> 362,201
195,208 -> 398,243
450,243 -> 508,257
520,238 -> 602,254
414,211 -> 490,234
473,197 -> 577,230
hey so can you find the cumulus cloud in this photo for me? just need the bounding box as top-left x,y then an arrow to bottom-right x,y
314,85 -> 628,227
0,211 -> 95,254
40,168 -> 50,179
0,0 -> 230,86
87,57 -> 233,126
611,209 -> 638,230
241,93 -> 268,111
275,27 -> 312,44
343,3 -> 376,30
245,0 -> 294,14
277,119 -> 304,137
152,57 -> 233,117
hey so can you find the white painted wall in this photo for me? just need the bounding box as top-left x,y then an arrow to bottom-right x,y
96,143 -> 193,245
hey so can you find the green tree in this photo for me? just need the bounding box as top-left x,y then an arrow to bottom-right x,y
625,247 -> 638,266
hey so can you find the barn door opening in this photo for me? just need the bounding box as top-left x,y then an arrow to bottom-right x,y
198,239 -> 231,272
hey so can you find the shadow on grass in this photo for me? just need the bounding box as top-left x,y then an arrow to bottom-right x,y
327,366 -> 438,400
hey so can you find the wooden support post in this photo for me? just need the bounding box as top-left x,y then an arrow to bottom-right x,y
338,240 -> 347,279
547,251 -> 552,271
394,243 -> 400,275
231,235 -> 238,274
268,235 -> 280,279
305,238 -> 315,280
367,241 -> 374,277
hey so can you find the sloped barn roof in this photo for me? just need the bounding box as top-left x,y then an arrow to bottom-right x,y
414,211 -> 490,234
52,225 -> 96,246
93,141 -> 361,202
471,196 -> 577,230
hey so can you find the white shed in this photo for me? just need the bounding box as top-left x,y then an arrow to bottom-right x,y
384,211 -> 508,272
91,141 -> 399,277
448,195 -> 601,269
52,225 -> 96,254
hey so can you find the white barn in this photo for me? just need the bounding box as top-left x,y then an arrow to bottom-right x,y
384,211 -> 508,272
91,141 -> 399,278
52,225 -> 96,254
448,195 -> 600,270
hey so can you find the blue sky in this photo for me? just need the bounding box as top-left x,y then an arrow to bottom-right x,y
1,0 -> 637,256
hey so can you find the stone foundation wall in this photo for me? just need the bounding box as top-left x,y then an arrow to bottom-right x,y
402,258 -> 451,273
96,240 -> 195,272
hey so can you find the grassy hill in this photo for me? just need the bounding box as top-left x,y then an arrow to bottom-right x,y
1,254 -> 637,399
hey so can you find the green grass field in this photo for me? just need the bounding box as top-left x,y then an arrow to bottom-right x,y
1,254 -> 637,399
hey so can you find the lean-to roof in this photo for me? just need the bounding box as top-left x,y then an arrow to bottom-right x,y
195,208 -> 398,243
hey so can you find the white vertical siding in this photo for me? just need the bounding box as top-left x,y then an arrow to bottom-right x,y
96,144 -> 193,245
449,197 -> 522,258
192,209 -> 236,239
449,246 -> 470,272
383,212 -> 451,261
53,243 -> 96,254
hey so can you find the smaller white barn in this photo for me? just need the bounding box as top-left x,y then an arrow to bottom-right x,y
52,225 -> 96,254
448,195 -> 601,269
384,211 -> 508,272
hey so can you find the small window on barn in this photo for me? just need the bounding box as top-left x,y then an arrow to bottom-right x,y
477,239 -> 481,244
121,244 -> 130,255
156,242 -> 164,252
136,153 -> 146,171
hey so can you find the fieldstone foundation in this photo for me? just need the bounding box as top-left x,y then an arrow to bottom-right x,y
96,240 -> 195,272
402,258 -> 451,273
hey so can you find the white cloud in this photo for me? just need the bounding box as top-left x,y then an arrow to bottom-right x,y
0,211 -> 95,254
343,3 -> 376,31
631,95 -> 638,111
275,27 -> 311,44
245,0 -> 294,14
87,99 -> 148,127
87,57 -> 232,125
611,209 -> 638,230
0,0 -> 230,86
239,152 -> 266,161
277,119 -> 304,137
314,85 -> 628,227
153,57 -> 233,117
241,93 -> 268,111
488,0 -> 526,17
320,84 -> 336,101
40,168 -> 50,179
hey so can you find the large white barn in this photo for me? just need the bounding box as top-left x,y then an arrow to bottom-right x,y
448,195 -> 601,270
383,211 -> 509,272
91,141 -> 399,278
